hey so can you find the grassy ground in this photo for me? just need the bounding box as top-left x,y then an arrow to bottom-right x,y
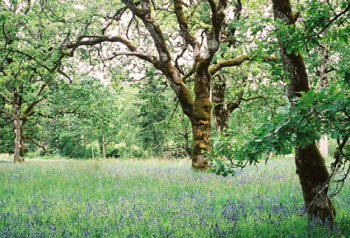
0,155 -> 349,237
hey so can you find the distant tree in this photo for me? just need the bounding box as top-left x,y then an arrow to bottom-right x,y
0,1 -> 114,162
0,1 -> 80,162
34,79 -> 119,159
135,74 -> 171,153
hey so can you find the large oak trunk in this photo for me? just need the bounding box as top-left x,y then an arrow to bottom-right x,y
190,62 -> 213,169
271,0 -> 335,223
191,98 -> 212,170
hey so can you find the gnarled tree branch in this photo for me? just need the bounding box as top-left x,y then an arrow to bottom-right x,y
209,55 -> 278,75
102,51 -> 156,63
22,98 -> 46,118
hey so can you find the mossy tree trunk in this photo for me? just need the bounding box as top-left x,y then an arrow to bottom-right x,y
191,61 -> 213,170
271,0 -> 335,223
119,0 -> 269,169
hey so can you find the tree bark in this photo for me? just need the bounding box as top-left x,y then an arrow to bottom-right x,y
191,99 -> 212,170
296,143 -> 334,221
212,79 -> 230,133
13,118 -> 25,163
271,0 -> 335,223
83,136 -> 86,156
12,90 -> 25,163
212,78 -> 243,134
191,61 -> 213,170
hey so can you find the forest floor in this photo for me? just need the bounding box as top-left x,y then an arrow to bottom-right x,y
0,156 -> 349,237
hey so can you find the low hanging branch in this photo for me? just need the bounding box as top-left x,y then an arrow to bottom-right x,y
36,105 -> 81,119
26,137 -> 47,155
102,51 -> 156,63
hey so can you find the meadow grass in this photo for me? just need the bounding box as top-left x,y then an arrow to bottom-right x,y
0,156 -> 349,237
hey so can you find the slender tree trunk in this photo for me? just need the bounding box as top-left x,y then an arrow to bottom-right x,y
77,134 -> 80,149
183,131 -> 190,157
91,146 -> 95,160
179,122 -> 191,157
102,134 -> 106,159
13,118 -> 25,163
12,91 -> 25,163
83,136 -> 86,156
318,46 -> 329,158
271,0 -> 335,223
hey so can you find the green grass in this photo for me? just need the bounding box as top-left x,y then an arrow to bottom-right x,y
0,156 -> 349,237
